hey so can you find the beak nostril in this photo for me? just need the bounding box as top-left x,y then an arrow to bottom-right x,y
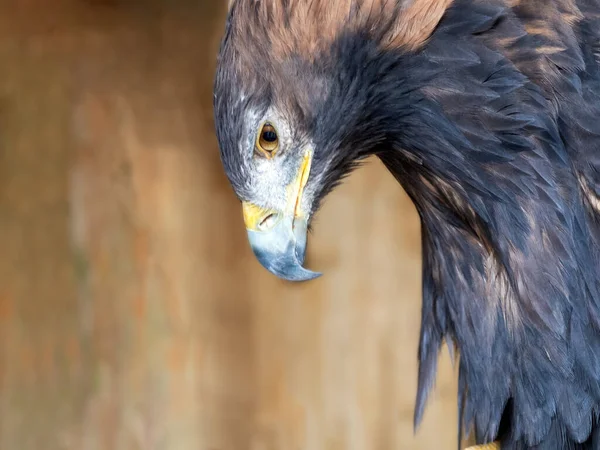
258,213 -> 277,231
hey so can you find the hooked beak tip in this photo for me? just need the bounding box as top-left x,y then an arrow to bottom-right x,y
254,251 -> 322,282
246,215 -> 321,282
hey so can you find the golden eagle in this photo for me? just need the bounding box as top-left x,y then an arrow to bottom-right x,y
212,0 -> 600,448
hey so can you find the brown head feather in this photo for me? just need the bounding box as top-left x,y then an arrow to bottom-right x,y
385,0 -> 454,50
227,0 -> 453,62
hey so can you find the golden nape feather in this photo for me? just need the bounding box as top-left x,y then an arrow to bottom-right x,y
226,0 -> 452,62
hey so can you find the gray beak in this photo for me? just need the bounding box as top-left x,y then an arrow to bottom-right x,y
246,212 -> 321,282
241,149 -> 321,282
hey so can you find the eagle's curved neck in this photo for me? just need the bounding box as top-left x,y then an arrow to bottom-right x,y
377,107 -> 515,426
378,115 -> 528,446
372,34 -> 600,446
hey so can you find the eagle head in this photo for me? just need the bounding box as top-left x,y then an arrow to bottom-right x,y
213,1 -> 437,280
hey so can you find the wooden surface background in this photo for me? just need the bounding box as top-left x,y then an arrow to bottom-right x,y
0,1 -> 465,449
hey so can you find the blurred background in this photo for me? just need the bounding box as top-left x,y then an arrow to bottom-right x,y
0,1 -> 464,449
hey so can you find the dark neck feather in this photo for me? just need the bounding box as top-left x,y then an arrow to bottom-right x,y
369,2 -> 600,448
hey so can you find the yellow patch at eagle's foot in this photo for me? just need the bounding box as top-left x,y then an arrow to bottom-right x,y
466,442 -> 501,450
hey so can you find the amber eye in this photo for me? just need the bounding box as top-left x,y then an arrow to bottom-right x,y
256,123 -> 279,156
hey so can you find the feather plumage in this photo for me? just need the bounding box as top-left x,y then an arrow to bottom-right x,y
214,0 -> 600,448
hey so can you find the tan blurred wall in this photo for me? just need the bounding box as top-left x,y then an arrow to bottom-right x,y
0,1 -> 463,449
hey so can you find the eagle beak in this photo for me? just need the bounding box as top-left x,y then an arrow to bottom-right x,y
242,150 -> 322,282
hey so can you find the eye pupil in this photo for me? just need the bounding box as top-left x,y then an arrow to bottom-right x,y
262,130 -> 277,142
256,123 -> 279,156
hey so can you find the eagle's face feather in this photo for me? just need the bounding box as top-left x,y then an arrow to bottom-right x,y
228,102 -> 313,214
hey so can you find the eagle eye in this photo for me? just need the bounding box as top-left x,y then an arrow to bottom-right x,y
256,123 -> 279,157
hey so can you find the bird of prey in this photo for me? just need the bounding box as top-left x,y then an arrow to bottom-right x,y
213,0 -> 600,448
